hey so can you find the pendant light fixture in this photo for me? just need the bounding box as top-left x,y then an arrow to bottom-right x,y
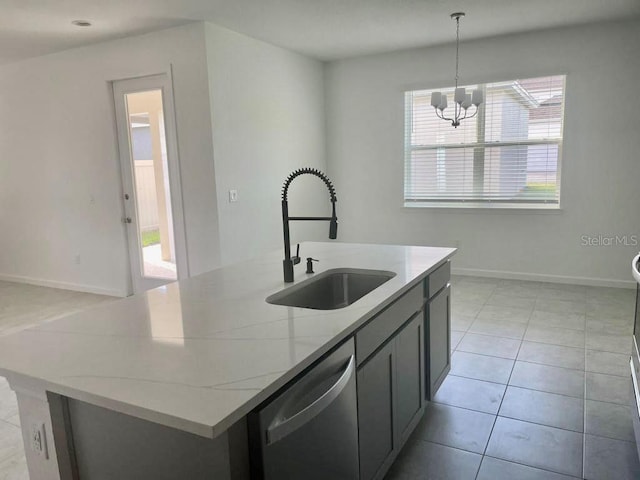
430,12 -> 483,128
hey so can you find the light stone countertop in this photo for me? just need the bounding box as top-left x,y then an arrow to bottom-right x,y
0,242 -> 455,439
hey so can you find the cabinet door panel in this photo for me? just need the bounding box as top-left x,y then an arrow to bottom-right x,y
395,313 -> 424,443
356,283 -> 423,366
357,342 -> 394,480
426,285 -> 451,400
425,261 -> 450,299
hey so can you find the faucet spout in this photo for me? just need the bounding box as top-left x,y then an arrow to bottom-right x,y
329,203 -> 338,239
281,168 -> 338,283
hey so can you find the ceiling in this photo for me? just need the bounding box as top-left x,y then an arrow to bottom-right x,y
1,0 -> 639,65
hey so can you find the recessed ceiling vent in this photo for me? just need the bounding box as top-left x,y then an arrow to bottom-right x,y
71,20 -> 92,27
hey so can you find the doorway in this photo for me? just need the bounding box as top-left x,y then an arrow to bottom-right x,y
113,74 -> 188,294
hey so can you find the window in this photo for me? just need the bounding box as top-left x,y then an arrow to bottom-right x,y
404,75 -> 565,208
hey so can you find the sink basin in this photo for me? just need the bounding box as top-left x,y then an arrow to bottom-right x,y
266,268 -> 396,310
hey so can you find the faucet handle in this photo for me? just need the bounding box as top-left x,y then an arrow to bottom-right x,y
306,257 -> 319,274
292,243 -> 301,265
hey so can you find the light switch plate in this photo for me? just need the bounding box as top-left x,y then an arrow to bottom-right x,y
30,423 -> 48,459
229,189 -> 238,203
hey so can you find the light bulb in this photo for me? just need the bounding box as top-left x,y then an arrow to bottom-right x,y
472,89 -> 483,106
439,94 -> 448,110
430,92 -> 442,108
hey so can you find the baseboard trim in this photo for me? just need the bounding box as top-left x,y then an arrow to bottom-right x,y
451,267 -> 636,289
0,273 -> 127,297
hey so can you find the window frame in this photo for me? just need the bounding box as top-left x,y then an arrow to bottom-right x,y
403,75 -> 566,210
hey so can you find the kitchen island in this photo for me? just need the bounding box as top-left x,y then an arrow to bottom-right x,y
0,242 -> 455,480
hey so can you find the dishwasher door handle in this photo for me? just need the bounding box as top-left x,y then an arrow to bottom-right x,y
266,354 -> 355,445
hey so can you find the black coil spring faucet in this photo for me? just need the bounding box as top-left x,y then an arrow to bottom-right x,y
281,168 -> 338,283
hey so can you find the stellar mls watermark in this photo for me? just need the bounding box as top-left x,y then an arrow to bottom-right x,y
581,234 -> 638,247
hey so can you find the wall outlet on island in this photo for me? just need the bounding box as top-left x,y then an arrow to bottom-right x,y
30,423 -> 48,459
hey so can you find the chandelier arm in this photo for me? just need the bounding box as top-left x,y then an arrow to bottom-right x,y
459,105 -> 473,121
439,111 -> 455,123
458,105 -> 479,124
465,107 -> 479,120
435,108 -> 454,123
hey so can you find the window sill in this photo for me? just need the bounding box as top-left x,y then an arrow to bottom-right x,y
403,202 -> 561,211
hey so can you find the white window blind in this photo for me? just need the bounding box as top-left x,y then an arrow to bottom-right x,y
404,75 -> 565,208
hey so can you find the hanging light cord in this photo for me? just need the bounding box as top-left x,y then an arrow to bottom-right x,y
455,15 -> 460,90
453,15 -> 461,121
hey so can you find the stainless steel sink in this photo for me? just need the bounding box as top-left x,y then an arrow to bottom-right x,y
266,268 -> 396,310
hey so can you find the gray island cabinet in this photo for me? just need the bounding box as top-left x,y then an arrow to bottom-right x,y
0,242 -> 454,480
356,260 -> 451,480
425,261 -> 452,399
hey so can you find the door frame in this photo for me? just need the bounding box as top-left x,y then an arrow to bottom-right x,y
112,72 -> 189,294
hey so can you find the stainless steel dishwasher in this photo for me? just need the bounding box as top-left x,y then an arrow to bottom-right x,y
249,338 -> 359,480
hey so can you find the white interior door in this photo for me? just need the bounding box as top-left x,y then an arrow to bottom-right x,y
113,73 -> 188,294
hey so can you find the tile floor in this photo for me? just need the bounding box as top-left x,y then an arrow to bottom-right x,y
386,276 -> 640,480
0,277 -> 638,479
0,280 -> 114,480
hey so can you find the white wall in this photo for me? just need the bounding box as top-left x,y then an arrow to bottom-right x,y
4,17 -> 635,294
325,20 -> 640,287
0,23 -> 221,296
205,23 -> 329,266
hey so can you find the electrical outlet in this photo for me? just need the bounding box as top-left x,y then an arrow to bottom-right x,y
228,189 -> 238,203
30,423 -> 48,459
74,254 -> 81,265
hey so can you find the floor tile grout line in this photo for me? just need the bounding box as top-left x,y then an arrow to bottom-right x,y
511,358 -> 585,374
584,431 -> 640,445
455,349 -> 518,361
429,398 -> 498,417
475,455 -> 488,480
446,369 -> 637,407
447,372 -> 512,388
494,412 -> 584,435
481,453 -> 584,479
451,349 -> 519,363
472,283 -> 498,480
451,282 -> 503,480
414,436 -> 486,457
473,326 -> 525,480
528,323 -> 587,332
480,327 -> 524,461
508,373 -> 632,407
580,424 -> 638,445
502,383 -> 588,403
513,356 -> 585,372
446,372 -> 512,387
583,339 -> 588,479
459,326 -> 630,356
0,418 -> 21,430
